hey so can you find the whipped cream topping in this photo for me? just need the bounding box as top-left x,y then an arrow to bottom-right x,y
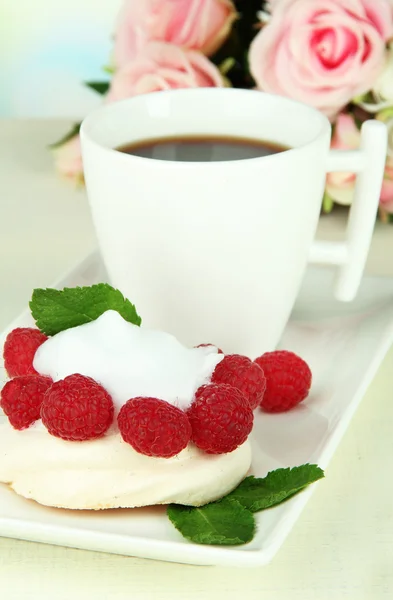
34,310 -> 224,412
0,421 -> 252,509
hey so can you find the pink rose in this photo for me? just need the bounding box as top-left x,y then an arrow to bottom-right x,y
113,0 -> 237,67
53,135 -> 84,185
326,113 -> 393,210
250,0 -> 393,119
107,42 -> 224,102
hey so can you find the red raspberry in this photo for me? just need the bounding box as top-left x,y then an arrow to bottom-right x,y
187,383 -> 253,454
118,397 -> 191,458
211,354 -> 266,410
3,327 -> 48,378
254,350 -> 312,413
195,343 -> 224,354
41,374 -> 114,441
0,375 -> 52,430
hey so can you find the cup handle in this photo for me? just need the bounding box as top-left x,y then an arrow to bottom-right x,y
308,120 -> 387,301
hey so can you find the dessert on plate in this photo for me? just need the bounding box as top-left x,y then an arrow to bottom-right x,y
0,284 -> 312,513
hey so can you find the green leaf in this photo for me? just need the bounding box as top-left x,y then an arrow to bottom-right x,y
167,464 -> 324,545
226,465 -> 324,513
352,91 -> 374,105
218,57 -> 236,76
167,498 -> 255,546
30,284 -> 142,336
85,81 -> 110,95
49,123 -> 81,149
376,106 -> 393,121
102,65 -> 115,75
322,191 -> 334,214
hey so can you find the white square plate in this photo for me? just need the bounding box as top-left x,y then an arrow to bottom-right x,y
1,253 -> 393,567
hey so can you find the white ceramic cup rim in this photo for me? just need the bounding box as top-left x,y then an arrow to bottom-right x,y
80,88 -> 332,166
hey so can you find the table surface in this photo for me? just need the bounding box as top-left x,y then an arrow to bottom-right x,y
0,120 -> 392,600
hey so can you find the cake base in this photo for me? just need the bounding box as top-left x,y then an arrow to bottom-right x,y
0,422 -> 252,509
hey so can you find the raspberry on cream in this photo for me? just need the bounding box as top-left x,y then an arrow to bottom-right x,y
3,327 -> 48,378
212,354 -> 266,410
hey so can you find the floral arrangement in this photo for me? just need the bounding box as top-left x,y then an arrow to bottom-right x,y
53,0 -> 393,222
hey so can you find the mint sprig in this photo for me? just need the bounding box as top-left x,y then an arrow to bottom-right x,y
30,283 -> 141,336
167,498 -> 255,546
226,465 -> 324,512
168,464 -> 324,546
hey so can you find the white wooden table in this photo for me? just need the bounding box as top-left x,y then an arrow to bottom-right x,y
0,120 -> 392,600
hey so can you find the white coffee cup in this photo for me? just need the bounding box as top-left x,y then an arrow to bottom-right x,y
81,88 -> 387,357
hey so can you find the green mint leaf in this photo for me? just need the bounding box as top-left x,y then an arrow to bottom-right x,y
167,464 -> 324,546
227,464 -> 324,513
167,498 -> 255,546
85,81 -> 110,95
49,123 -> 81,149
30,284 -> 141,336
